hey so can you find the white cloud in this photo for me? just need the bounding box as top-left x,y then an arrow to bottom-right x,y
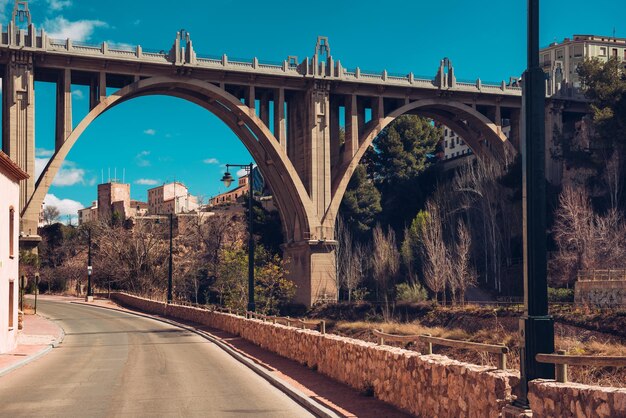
44,16 -> 107,41
134,178 -> 159,186
71,89 -> 84,100
53,161 -> 85,186
203,158 -> 219,165
236,168 -> 248,177
36,148 -> 54,157
107,40 -> 134,51
43,193 -> 84,219
133,19 -> 141,26
135,150 -> 151,167
143,129 -> 156,136
48,0 -> 72,10
35,157 -> 50,179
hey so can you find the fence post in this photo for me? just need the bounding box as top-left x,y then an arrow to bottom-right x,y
320,320 -> 326,335
377,330 -> 384,345
498,351 -> 507,370
555,350 -> 568,383
423,334 -> 433,354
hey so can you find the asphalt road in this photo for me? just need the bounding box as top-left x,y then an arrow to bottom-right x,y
0,300 -> 315,418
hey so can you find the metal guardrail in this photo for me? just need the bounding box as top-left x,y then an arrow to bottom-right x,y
577,269 -> 626,281
536,350 -> 626,383
373,329 -> 509,370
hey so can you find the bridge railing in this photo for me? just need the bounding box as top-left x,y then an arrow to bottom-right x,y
536,351 -> 626,383
372,329 -> 509,370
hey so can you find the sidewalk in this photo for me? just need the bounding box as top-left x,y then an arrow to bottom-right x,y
81,296 -> 413,418
0,311 -> 64,376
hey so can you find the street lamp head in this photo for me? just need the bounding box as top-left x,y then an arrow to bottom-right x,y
220,171 -> 234,188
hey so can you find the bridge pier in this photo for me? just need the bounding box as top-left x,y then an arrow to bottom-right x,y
283,241 -> 337,306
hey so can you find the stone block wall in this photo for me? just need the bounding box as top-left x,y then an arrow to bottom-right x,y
528,380 -> 626,417
575,280 -> 626,308
111,292 -> 517,417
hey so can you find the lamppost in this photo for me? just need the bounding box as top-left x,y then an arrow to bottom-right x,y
220,163 -> 255,312
156,213 -> 174,304
86,227 -> 93,302
517,0 -> 555,407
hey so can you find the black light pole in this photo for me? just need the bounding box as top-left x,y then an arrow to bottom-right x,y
86,227 -> 93,301
167,212 -> 173,304
221,163 -> 255,312
518,0 -> 555,407
34,273 -> 39,314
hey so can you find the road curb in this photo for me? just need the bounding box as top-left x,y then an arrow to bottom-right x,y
72,301 -> 341,418
0,316 -> 66,377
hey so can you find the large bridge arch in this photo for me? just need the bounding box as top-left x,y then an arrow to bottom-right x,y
23,76 -> 328,302
322,98 -> 516,229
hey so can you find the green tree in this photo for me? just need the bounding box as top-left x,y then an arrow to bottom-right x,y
577,57 -> 626,149
371,115 -> 441,184
339,165 -> 382,235
400,210 -> 429,282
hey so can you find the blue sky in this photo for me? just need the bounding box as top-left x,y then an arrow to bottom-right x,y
3,0 -> 623,221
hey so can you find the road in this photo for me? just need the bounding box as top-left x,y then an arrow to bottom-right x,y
0,299 -> 315,418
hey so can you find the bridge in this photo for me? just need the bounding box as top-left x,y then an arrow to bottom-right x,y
1,2 -> 587,305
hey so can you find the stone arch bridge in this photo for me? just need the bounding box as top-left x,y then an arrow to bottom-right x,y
1,4 -> 587,305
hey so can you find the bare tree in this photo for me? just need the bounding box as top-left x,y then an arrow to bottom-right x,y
453,219 -> 477,304
42,205 -> 60,225
372,224 -> 400,318
420,202 -> 450,304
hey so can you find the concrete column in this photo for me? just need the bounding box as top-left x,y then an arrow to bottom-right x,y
307,83 -> 332,217
245,85 -> 256,117
283,242 -> 338,306
98,72 -> 106,102
509,109 -> 521,149
55,68 -> 72,151
372,95 -> 384,124
544,102 -> 563,185
344,94 -> 359,162
495,101 -> 502,134
329,97 -> 340,170
3,53 -> 36,234
273,87 -> 286,147
89,76 -> 98,110
259,93 -> 270,126
357,100 -> 366,137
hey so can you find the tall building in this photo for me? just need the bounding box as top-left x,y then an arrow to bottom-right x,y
147,182 -> 198,215
540,34 -> 626,96
0,151 -> 28,353
97,181 -> 131,222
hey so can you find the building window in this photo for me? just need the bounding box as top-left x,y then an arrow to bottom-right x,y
556,48 -> 564,60
8,281 -> 14,329
612,48 -> 618,58
574,45 -> 583,57
543,53 -> 550,64
9,207 -> 14,258
599,47 -> 607,56
444,140 -> 448,147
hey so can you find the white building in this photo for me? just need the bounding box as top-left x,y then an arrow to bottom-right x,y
148,182 -> 199,215
440,124 -> 510,162
78,201 -> 98,225
0,151 -> 28,353
540,34 -> 626,97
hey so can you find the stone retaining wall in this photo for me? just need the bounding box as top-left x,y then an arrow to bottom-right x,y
528,380 -> 626,417
575,280 -> 626,308
111,292 -> 518,417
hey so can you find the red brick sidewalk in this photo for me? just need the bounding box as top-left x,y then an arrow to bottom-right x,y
0,312 -> 64,376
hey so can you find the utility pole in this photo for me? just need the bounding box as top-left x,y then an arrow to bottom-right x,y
517,0 -> 555,407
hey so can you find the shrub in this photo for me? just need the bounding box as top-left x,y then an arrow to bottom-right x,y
548,287 -> 575,303
395,282 -> 428,303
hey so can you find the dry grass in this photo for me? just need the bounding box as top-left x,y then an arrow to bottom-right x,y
329,318 -> 626,387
